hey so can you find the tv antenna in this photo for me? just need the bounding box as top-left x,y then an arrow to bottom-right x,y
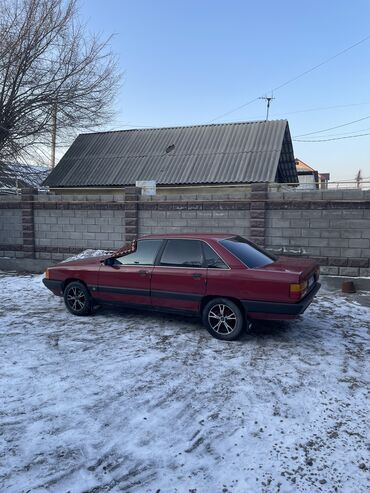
259,95 -> 275,120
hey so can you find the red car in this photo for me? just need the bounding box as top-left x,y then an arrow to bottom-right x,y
43,234 -> 321,340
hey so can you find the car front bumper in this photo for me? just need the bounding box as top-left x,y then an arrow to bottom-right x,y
42,278 -> 63,296
241,282 -> 321,318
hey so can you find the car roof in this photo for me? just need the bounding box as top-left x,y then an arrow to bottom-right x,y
140,233 -> 234,241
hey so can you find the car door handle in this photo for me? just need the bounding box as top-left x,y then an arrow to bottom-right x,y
192,273 -> 202,279
138,269 -> 149,276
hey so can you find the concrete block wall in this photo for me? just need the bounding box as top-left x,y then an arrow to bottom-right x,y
33,193 -> 126,261
265,189 -> 370,276
139,192 -> 251,237
0,187 -> 370,276
0,208 -> 23,248
0,195 -> 23,258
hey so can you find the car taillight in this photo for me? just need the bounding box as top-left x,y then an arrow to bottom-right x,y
44,269 -> 49,280
290,281 -> 308,300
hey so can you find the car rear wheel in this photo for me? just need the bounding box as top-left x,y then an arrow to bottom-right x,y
202,298 -> 244,341
64,281 -> 92,316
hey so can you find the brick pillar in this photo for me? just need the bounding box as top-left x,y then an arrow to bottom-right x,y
250,183 -> 268,247
124,187 -> 140,242
21,188 -> 37,258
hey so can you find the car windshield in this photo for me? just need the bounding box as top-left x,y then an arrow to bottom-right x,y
220,236 -> 276,268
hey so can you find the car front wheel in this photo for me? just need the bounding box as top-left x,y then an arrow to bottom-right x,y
63,281 -> 92,316
202,298 -> 244,341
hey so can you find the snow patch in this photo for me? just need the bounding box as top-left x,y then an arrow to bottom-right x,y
61,249 -> 114,263
0,275 -> 369,492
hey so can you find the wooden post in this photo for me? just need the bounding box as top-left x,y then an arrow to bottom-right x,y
51,103 -> 57,168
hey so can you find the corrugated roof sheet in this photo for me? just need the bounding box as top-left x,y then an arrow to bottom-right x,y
0,162 -> 49,192
44,120 -> 297,187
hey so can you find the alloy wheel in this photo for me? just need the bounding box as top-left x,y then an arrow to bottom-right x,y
66,286 -> 86,313
208,303 -> 237,335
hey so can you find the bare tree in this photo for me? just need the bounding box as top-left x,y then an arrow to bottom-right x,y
0,0 -> 121,165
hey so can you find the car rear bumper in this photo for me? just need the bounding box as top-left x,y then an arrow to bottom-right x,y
241,282 -> 321,318
42,278 -> 63,295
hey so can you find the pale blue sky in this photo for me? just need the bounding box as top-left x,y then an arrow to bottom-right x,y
79,0 -> 370,181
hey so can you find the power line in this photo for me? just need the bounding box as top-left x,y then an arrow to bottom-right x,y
272,100 -> 370,117
272,34 -> 370,92
294,131 -> 370,142
209,97 -> 260,123
78,100 -> 370,132
209,33 -> 370,122
294,115 -> 370,137
310,125 -> 370,138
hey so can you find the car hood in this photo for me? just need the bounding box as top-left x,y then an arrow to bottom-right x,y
58,255 -> 110,268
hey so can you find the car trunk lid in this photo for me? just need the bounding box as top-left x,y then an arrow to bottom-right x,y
262,256 -> 319,278
262,256 -> 320,300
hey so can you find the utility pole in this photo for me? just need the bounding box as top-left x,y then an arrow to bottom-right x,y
355,169 -> 362,189
51,102 -> 57,169
259,95 -> 275,120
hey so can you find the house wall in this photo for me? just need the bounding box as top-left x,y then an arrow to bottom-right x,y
0,187 -> 369,276
297,174 -> 317,189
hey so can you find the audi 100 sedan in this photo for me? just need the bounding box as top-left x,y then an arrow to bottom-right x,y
43,234 -> 321,340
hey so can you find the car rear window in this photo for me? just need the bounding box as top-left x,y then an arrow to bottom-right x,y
220,236 -> 276,268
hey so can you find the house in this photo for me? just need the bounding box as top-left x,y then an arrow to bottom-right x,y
43,120 -> 298,195
0,162 -> 49,195
295,159 -> 330,190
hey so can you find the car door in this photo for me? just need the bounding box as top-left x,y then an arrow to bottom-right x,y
97,239 -> 163,307
150,239 -> 207,313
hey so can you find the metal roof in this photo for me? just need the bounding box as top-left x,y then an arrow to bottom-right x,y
0,162 -> 49,194
44,120 -> 297,188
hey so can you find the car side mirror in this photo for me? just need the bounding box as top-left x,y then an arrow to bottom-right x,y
103,257 -> 116,266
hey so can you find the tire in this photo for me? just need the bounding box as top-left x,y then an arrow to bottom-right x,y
63,281 -> 93,316
202,297 -> 244,341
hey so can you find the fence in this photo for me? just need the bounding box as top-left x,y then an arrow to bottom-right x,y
0,185 -> 369,276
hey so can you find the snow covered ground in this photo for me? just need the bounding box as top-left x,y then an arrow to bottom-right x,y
0,272 -> 369,493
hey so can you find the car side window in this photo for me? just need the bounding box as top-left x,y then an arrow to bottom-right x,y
115,239 -> 162,265
202,242 -> 228,269
159,239 -> 204,268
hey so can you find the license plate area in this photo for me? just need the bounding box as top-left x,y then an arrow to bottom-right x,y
308,275 -> 315,290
